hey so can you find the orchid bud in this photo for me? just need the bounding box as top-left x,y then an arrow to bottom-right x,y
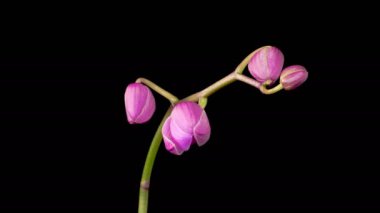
162,101 -> 211,155
124,83 -> 156,124
280,65 -> 308,90
248,46 -> 284,84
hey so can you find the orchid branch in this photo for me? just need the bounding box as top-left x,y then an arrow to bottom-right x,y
124,46 -> 309,212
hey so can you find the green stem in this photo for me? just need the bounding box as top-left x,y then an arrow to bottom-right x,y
184,72 -> 237,102
235,73 -> 261,89
198,97 -> 208,108
259,81 -> 284,95
136,78 -> 178,104
138,107 -> 173,213
183,49 -> 264,102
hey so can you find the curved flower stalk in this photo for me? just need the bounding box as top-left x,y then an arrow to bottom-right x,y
124,46 -> 309,212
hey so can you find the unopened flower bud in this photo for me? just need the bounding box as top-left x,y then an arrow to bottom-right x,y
280,65 -> 308,90
248,46 -> 284,84
124,83 -> 156,124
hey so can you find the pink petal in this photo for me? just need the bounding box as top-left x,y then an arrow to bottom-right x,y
162,116 -> 184,155
170,118 -> 193,151
171,102 -> 203,133
193,111 -> 211,146
124,83 -> 155,124
249,48 -> 268,83
134,86 -> 156,123
280,65 -> 308,90
266,47 -> 284,82
248,46 -> 284,84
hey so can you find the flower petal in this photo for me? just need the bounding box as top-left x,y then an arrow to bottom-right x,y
248,46 -> 284,84
280,65 -> 308,90
134,86 -> 156,123
171,102 -> 203,133
193,111 -> 211,146
162,116 -> 184,155
170,118 -> 193,152
266,46 -> 284,82
125,83 -> 156,124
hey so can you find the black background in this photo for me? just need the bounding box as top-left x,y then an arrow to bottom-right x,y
1,4 -> 380,211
